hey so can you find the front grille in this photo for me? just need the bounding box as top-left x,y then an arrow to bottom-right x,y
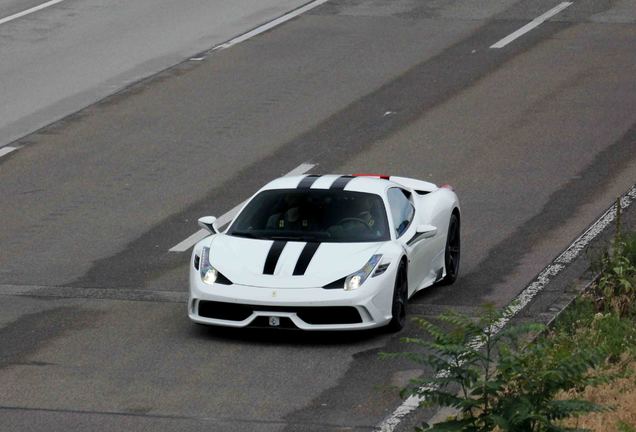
197,300 -> 362,325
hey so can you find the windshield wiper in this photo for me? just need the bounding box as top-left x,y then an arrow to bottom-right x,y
269,235 -> 319,242
268,235 -> 301,241
232,231 -> 321,242
230,231 -> 263,239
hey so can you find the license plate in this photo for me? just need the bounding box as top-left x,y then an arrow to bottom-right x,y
268,316 -> 280,327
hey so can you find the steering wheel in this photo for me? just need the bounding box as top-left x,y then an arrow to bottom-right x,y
335,217 -> 374,233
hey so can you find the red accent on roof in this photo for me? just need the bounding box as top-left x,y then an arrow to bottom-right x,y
440,184 -> 454,190
352,173 -> 390,180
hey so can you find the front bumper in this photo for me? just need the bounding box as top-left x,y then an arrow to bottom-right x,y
188,274 -> 394,331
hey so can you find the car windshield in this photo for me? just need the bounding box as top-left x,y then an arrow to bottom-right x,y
228,189 -> 390,242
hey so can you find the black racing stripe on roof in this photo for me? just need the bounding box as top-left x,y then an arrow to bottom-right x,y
297,175 -> 321,189
293,242 -> 321,276
263,240 -> 287,275
330,175 -> 354,190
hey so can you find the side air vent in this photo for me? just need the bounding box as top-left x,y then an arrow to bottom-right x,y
373,263 -> 390,277
194,255 -> 200,270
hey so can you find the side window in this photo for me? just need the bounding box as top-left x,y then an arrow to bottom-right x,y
387,188 -> 415,238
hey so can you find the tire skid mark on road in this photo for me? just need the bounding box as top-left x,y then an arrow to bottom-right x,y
376,183 -> 636,431
453,123 -> 636,301
0,306 -> 102,369
0,284 -> 187,303
0,404 -> 376,430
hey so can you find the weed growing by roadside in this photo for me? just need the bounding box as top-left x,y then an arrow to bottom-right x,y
594,200 -> 636,316
554,297 -> 636,363
623,232 -> 636,269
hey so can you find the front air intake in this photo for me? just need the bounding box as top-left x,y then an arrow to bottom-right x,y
197,301 -> 362,324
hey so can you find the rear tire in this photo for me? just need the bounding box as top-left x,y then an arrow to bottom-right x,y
387,262 -> 408,332
440,213 -> 460,285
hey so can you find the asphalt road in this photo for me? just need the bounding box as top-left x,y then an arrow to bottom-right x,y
0,0 -> 313,148
1,0 -> 635,431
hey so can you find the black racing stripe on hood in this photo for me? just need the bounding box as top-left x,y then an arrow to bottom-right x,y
263,240 -> 287,275
293,242 -> 321,276
297,174 -> 321,189
330,175 -> 354,190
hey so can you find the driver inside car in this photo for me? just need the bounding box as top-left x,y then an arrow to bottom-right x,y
266,195 -> 312,231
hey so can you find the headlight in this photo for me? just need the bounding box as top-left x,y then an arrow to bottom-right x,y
344,254 -> 382,291
200,247 -> 219,285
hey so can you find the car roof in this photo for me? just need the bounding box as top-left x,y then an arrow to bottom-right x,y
260,175 -> 403,195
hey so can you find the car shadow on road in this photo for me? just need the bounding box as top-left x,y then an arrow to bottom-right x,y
189,322 -> 387,346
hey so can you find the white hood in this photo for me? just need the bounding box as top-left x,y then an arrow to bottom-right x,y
208,234 -> 383,288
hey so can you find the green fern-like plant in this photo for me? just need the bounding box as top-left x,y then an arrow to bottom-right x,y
395,305 -> 608,432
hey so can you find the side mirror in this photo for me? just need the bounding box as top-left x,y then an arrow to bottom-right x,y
416,224 -> 437,239
198,216 -> 219,234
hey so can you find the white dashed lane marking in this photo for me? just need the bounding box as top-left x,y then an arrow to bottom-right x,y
0,146 -> 18,158
0,0 -> 68,26
490,2 -> 573,49
169,163 -> 316,252
211,0 -> 331,52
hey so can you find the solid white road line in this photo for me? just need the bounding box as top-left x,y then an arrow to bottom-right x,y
212,0 -> 330,51
376,184 -> 636,432
0,146 -> 18,158
490,2 -> 573,49
169,230 -> 210,254
168,162 -> 316,252
0,0 -> 67,26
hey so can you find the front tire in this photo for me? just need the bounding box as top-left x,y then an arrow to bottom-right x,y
387,262 -> 408,332
440,213 -> 460,285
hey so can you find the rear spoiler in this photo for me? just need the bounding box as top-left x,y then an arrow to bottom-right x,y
386,176 -> 438,195
352,174 -> 443,195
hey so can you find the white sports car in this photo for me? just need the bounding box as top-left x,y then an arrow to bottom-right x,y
188,174 -> 460,331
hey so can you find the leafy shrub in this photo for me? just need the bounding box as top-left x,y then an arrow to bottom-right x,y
396,305 -> 609,432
